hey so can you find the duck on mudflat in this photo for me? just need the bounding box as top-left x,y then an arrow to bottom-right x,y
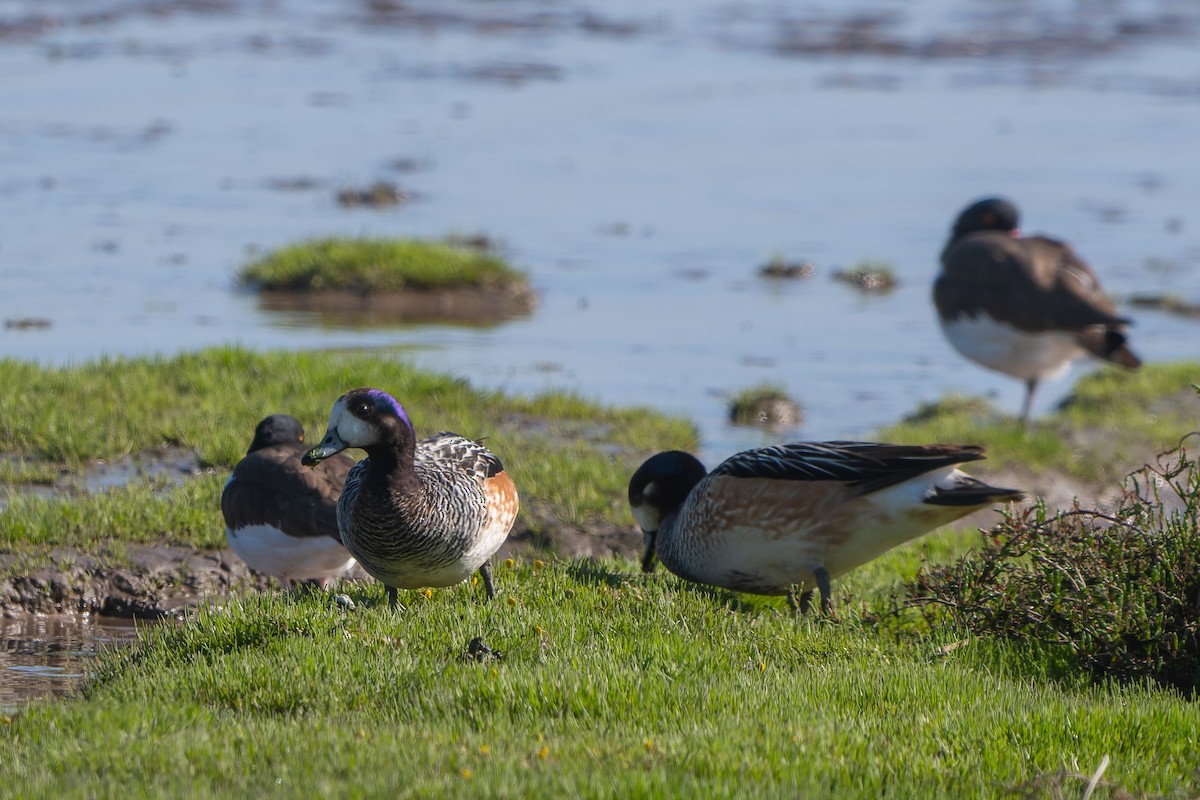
222,414 -> 357,589
302,387 -> 519,607
933,197 -> 1140,424
628,441 -> 1024,613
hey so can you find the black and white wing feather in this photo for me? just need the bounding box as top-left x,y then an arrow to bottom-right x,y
710,441 -> 986,495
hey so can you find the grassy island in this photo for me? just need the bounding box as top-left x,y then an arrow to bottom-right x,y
238,237 -> 528,293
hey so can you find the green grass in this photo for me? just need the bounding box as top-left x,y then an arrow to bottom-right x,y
5,357 -> 1200,796
880,362 -> 1200,484
0,348 -> 695,561
238,236 -> 527,292
2,558 -> 1197,798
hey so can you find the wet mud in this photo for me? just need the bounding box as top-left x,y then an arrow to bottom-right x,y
0,522 -> 639,618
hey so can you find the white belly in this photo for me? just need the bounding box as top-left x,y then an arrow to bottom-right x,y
226,524 -> 356,582
940,315 -> 1084,382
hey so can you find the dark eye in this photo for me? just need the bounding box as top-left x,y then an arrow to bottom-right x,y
353,401 -> 371,417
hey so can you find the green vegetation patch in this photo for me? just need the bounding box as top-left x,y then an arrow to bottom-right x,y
238,236 -> 527,293
0,347 -> 695,561
727,383 -> 803,428
6,378 -> 1200,796
2,557 -> 1197,798
879,362 -> 1200,484
902,442 -> 1200,695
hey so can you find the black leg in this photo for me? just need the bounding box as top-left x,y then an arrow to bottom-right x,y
1020,378 -> 1038,427
814,565 -> 833,616
798,590 -> 814,615
787,586 -> 813,615
479,561 -> 496,600
387,584 -> 399,609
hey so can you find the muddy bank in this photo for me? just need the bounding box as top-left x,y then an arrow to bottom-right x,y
0,522 -> 640,618
0,544 -> 271,618
255,285 -> 537,327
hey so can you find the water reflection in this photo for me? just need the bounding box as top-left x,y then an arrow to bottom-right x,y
0,615 -> 140,712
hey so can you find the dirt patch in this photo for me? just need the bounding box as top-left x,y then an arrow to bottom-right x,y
0,545 -> 278,618
255,284 -> 537,326
0,522 -> 639,619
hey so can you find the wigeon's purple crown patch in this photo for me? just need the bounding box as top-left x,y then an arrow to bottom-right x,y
365,388 -> 412,429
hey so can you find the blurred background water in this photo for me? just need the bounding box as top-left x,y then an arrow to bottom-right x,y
1,0 -> 1198,461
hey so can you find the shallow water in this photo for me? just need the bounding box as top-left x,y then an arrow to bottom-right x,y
1,0 -> 1199,463
0,615 -> 139,712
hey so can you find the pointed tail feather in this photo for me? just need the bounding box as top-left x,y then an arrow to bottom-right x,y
927,477 -> 1025,508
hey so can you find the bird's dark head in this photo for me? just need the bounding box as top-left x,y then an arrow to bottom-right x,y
247,414 -> 305,455
302,388 -> 414,466
951,197 -> 1020,240
627,450 -> 708,573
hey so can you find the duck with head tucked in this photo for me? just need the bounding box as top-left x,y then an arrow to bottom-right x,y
302,388 -> 519,607
222,413 -> 357,590
934,196 -> 1140,424
629,441 -> 1023,614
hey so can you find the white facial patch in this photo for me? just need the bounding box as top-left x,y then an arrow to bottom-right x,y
335,407 -> 380,447
631,502 -> 662,533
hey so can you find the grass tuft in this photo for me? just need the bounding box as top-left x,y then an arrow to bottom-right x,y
727,383 -> 803,428
238,236 -> 527,292
831,260 -> 897,292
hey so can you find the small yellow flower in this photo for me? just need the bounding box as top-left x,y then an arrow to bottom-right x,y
537,746 -> 550,760
533,559 -> 546,570
422,588 -> 433,599
461,769 -> 472,780
472,575 -> 479,586
504,558 -> 516,568
507,595 -> 518,606
760,662 -> 766,671
644,738 -> 654,752
479,745 -> 490,756
534,625 -> 545,637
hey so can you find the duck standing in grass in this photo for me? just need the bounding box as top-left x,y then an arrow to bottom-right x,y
934,197 -> 1140,424
302,387 -> 519,607
222,414 -> 357,589
629,441 -> 1023,614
